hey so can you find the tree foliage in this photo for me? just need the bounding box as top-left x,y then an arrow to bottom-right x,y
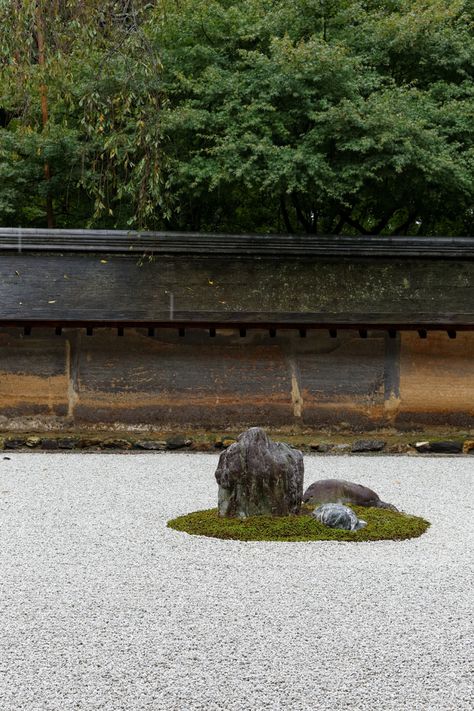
0,0 -> 165,228
1,0 -> 473,234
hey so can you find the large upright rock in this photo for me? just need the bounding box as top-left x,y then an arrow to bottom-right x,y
215,427 -> 304,518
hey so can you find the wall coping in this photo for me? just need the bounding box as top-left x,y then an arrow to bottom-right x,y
1,228 -> 474,258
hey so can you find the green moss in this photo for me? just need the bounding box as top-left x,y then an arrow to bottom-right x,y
167,505 -> 430,542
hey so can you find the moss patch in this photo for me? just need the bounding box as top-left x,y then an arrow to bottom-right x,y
167,505 -> 430,542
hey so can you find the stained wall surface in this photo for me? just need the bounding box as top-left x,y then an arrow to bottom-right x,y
0,326 -> 471,431
1,252 -> 474,323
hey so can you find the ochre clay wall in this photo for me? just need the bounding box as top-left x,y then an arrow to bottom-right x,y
0,326 -> 471,431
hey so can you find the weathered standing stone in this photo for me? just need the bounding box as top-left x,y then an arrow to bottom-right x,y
215,427 -> 304,518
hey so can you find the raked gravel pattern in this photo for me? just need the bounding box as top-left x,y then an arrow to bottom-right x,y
0,453 -> 473,711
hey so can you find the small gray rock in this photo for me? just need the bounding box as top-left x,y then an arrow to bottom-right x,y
102,438 -> 133,450
166,436 -> 192,450
135,440 -> 167,451
4,438 -> 26,450
333,444 -> 351,453
77,437 -> 102,449
351,439 -> 386,453
309,443 -> 331,453
56,437 -> 77,450
41,438 -> 59,450
312,503 -> 367,531
26,436 -> 41,448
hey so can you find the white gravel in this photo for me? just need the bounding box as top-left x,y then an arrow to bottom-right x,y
0,453 -> 473,711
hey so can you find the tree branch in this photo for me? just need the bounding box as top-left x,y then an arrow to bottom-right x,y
391,210 -> 416,235
279,194 -> 294,233
332,215 -> 345,234
291,194 -> 316,233
341,210 -> 369,235
368,209 -> 395,235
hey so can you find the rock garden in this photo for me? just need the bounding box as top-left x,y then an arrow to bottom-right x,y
168,427 -> 430,542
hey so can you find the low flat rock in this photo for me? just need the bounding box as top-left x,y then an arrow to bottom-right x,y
414,440 -> 463,454
166,436 -> 192,450
303,478 -> 398,511
351,439 -> 386,453
134,440 -> 167,451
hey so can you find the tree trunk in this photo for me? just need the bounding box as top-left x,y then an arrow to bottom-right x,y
35,1 -> 55,228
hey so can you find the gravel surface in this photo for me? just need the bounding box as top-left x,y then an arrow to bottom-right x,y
0,453 -> 473,711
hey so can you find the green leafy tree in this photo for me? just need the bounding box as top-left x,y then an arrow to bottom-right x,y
1,0 -> 474,234
0,0 -> 166,228
155,0 -> 474,234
